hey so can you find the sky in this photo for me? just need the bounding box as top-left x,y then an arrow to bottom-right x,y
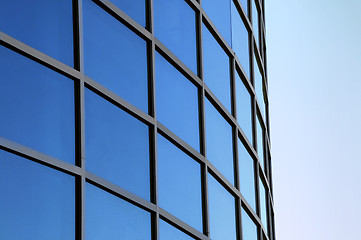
266,0 -> 361,239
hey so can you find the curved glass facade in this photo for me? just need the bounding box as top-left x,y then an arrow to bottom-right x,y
0,0 -> 274,240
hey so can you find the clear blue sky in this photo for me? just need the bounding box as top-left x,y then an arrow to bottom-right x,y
266,0 -> 361,239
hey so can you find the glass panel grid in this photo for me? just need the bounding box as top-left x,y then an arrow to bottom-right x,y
0,0 -> 273,240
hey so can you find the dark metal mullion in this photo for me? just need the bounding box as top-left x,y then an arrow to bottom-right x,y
73,0 -> 86,240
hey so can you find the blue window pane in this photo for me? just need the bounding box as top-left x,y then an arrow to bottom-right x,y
205,99 -> 234,183
241,208 -> 258,240
256,116 -> 264,169
154,0 -> 197,74
235,72 -> 253,143
259,178 -> 268,234
231,2 -> 250,79
0,0 -> 73,66
158,135 -> 202,231
86,183 -> 151,240
155,52 -> 200,151
83,0 -> 148,112
110,0 -> 146,27
202,0 -> 231,45
254,54 -> 265,117
203,24 -> 232,112
0,46 -> 75,163
0,150 -> 75,240
238,139 -> 256,211
85,88 -> 150,200
240,0 -> 248,17
208,174 -> 237,240
159,219 -> 195,240
252,0 -> 259,47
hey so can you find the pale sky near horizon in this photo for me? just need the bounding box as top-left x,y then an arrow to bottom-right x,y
266,0 -> 361,239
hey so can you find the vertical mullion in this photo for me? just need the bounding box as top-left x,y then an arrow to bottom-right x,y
148,0 -> 159,239
73,0 -> 85,240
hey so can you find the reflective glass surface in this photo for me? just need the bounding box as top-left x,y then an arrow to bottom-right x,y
254,54 -> 265,117
155,52 -> 200,151
86,183 -> 151,240
85,88 -> 150,200
256,116 -> 264,169
110,0 -> 146,27
159,219 -> 195,240
241,208 -> 258,240
154,0 -> 197,74
0,150 -> 75,240
0,45 -> 75,163
208,174 -> 237,240
158,135 -> 202,231
203,24 -> 232,112
83,0 -> 148,112
205,99 -> 234,184
202,0 -> 231,45
259,178 -> 268,234
0,0 -> 73,66
235,71 -> 253,143
238,139 -> 256,211
231,2 -> 250,78
240,0 -> 248,16
252,0 -> 259,46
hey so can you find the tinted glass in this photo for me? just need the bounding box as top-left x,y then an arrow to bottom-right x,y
0,150 -> 75,240
254,54 -> 265,117
110,0 -> 146,27
158,135 -> 202,231
259,178 -> 268,234
154,0 -> 197,74
235,72 -> 253,143
231,2 -> 250,78
0,46 -> 75,163
86,183 -> 151,240
85,88 -> 150,200
252,0 -> 259,47
240,0 -> 248,16
202,0 -> 231,45
0,0 -> 73,66
205,99 -> 234,184
241,208 -> 258,240
238,139 -> 256,211
203,24 -> 232,112
159,219 -> 195,240
83,0 -> 148,112
208,174 -> 237,240
155,52 -> 200,151
256,116 -> 264,169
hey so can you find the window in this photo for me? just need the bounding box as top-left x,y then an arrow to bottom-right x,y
0,150 -> 75,240
159,219 -> 195,240
203,24 -> 232,112
259,178 -> 268,234
205,99 -> 234,184
0,0 -> 73,66
0,45 -> 75,163
252,0 -> 259,47
231,2 -> 250,79
86,183 -> 151,240
238,139 -> 256,211
154,0 -> 197,74
208,174 -> 237,240
256,116 -> 264,169
85,88 -> 150,200
254,54 -> 265,117
241,208 -> 258,240
202,0 -> 231,45
155,52 -> 200,151
235,71 -> 253,143
240,0 -> 248,17
83,0 -> 148,112
158,135 -> 202,231
110,0 -> 146,27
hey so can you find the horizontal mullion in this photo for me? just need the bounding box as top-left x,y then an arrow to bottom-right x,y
0,31 -> 81,81
234,55 -> 255,96
0,137 -> 83,176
